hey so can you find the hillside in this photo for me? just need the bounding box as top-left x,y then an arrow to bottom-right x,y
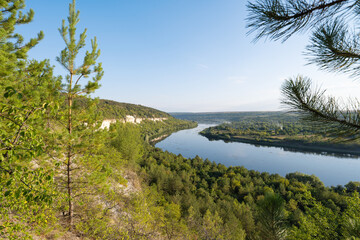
93,99 -> 198,142
97,99 -> 171,119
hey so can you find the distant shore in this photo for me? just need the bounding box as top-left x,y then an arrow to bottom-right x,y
200,132 -> 360,157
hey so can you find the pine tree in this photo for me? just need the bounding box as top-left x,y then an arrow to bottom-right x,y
56,0 -> 103,228
0,1 -> 61,238
247,0 -> 360,139
256,192 -> 287,240
0,0 -> 44,80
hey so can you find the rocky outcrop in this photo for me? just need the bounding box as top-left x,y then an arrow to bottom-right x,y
100,115 -> 168,129
100,119 -> 117,129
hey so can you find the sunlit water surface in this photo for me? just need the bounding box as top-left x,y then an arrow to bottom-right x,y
156,124 -> 360,186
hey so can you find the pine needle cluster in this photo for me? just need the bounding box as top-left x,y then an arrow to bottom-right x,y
247,0 -> 360,140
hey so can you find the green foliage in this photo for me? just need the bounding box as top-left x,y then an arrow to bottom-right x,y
0,0 -> 197,238
0,168 -> 57,239
288,193 -> 340,240
200,114 -> 360,155
200,210 -> 225,239
247,0 -> 360,139
139,146 -> 360,239
281,76 -> 360,139
140,118 -> 197,143
246,0 -> 347,42
201,115 -> 327,139
122,187 -> 166,239
2,0 -> 360,239
97,99 -> 171,119
57,0 -> 103,94
0,0 -> 43,77
341,193 -> 360,239
256,192 -> 287,240
0,1 -> 62,238
110,123 -> 144,165
161,202 -> 188,240
54,0 -> 105,228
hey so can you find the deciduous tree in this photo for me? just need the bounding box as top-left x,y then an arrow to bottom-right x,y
0,1 -> 61,238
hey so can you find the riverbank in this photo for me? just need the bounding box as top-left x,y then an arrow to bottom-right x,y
200,132 -> 360,156
144,120 -> 198,144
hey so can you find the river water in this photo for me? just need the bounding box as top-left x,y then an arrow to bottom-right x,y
156,124 -> 360,187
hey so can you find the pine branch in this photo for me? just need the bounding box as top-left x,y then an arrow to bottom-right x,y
74,73 -> 83,87
247,0 -> 350,41
281,76 -> 360,138
306,19 -> 360,76
1,3 -> 18,13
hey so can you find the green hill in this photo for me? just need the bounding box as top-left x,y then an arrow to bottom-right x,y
96,99 -> 171,119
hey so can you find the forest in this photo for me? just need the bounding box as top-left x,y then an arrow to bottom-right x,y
1,0 -> 360,239
199,116 -> 360,156
95,99 -> 171,119
171,111 -> 289,124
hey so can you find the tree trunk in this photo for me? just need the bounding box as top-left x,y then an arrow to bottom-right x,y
67,76 -> 73,228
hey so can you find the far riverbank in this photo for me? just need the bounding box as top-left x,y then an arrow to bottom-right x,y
200,132 -> 360,157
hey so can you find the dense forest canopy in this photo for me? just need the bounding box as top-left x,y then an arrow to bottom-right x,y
95,99 -> 171,119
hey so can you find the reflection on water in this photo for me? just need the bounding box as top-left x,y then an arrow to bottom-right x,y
156,124 -> 360,187
207,137 -> 360,159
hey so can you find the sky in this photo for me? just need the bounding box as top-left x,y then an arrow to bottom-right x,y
17,0 -> 360,112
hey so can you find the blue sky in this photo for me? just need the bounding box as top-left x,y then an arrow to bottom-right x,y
18,0 -> 360,112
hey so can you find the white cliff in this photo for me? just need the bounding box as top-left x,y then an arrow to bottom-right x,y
99,115 -> 168,129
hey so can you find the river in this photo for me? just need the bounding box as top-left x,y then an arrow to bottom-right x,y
156,124 -> 360,187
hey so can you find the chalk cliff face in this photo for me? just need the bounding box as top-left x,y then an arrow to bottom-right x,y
100,115 -> 168,129
100,119 -> 117,129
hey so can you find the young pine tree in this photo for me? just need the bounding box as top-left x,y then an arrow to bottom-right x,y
56,0 -> 104,228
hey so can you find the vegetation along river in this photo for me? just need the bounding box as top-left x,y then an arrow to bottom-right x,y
156,124 -> 360,187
